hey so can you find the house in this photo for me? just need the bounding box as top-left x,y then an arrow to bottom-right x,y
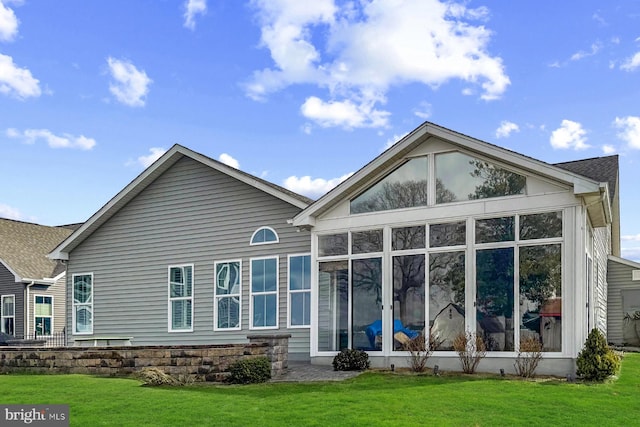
606,256 -> 640,346
49,145 -> 313,358
292,121 -> 619,375
0,218 -> 74,340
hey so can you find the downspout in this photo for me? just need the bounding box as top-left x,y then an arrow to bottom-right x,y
25,281 -> 35,337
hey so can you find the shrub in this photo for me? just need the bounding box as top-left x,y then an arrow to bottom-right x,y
453,330 -> 486,374
514,337 -> 543,378
404,332 -> 443,373
576,328 -> 621,381
227,357 -> 272,384
135,367 -> 176,386
332,349 -> 370,371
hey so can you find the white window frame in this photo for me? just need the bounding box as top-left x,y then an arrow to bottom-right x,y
250,256 -> 279,330
168,264 -> 195,332
33,294 -> 53,337
214,260 -> 242,331
1,294 -> 15,336
288,254 -> 311,328
250,226 -> 280,246
72,273 -> 94,335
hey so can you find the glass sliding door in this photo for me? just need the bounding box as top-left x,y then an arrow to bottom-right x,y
476,248 -> 515,351
318,261 -> 349,352
392,254 -> 425,350
352,258 -> 383,351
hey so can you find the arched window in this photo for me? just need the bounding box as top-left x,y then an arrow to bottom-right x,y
250,227 -> 279,245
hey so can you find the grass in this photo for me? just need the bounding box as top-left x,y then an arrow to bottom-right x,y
1,353 -> 639,426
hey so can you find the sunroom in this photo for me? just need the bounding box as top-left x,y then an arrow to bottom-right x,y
292,122 -> 611,375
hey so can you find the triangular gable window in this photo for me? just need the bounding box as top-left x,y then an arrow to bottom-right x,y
350,157 -> 428,214
435,152 -> 526,204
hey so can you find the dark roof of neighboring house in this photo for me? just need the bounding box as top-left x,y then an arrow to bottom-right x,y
0,218 -> 73,281
554,155 -> 618,201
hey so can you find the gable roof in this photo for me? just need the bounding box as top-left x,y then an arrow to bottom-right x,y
0,218 -> 73,282
49,144 -> 312,260
292,121 -> 610,227
554,155 -> 618,201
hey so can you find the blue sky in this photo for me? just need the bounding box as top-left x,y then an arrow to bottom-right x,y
1,0 -> 639,260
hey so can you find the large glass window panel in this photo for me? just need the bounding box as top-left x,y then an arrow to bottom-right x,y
35,295 -> 53,336
476,248 -> 515,351
318,261 -> 349,351
429,252 -> 466,351
289,255 -> 311,327
392,226 -> 425,250
436,152 -> 526,204
75,307 -> 92,333
253,294 -> 277,327
215,261 -> 241,330
475,217 -> 515,243
393,255 -> 425,351
430,221 -> 466,247
520,211 -> 563,240
519,244 -> 562,352
353,258 -> 383,351
1,295 -> 15,335
73,274 -> 93,334
251,258 -> 278,328
171,299 -> 192,330
168,266 -> 193,331
318,234 -> 348,257
170,266 -> 192,298
351,157 -> 428,214
352,230 -> 383,254
251,258 -> 277,293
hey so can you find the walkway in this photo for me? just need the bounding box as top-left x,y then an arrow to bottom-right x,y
271,361 -> 364,383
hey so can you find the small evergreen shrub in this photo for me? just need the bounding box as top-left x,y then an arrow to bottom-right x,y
576,328 -> 621,381
332,349 -> 370,371
227,357 -> 272,384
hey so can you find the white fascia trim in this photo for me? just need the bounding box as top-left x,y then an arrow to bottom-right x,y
22,277 -> 56,285
608,255 -> 640,269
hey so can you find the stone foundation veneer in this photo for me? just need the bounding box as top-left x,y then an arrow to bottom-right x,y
0,334 -> 290,382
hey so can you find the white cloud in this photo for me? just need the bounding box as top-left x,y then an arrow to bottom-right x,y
184,0 -> 206,30
300,96 -> 389,129
0,203 -> 22,220
495,121 -> 519,139
218,153 -> 239,169
550,120 -> 589,150
570,42 -> 602,61
602,144 -> 616,154
283,172 -> 353,199
6,128 -> 96,150
106,57 -> 152,107
247,0 -> 509,128
621,52 -> 640,71
613,116 -> 640,149
0,53 -> 41,99
622,247 -> 640,262
622,234 -> 640,242
413,102 -> 431,119
0,0 -> 19,42
128,147 -> 167,168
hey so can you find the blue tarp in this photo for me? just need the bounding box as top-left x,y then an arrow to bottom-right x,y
365,319 -> 419,349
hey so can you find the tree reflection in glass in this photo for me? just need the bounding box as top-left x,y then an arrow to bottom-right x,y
429,252 -> 465,350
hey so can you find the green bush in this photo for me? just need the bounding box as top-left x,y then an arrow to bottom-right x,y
332,349 -> 370,371
227,357 -> 272,384
576,328 -> 621,381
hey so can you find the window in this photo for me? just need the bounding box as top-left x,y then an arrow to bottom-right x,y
34,295 -> 53,336
251,257 -> 278,328
250,227 -> 279,245
435,152 -> 526,204
1,295 -> 15,336
318,233 -> 348,256
351,157 -> 428,214
215,261 -> 241,330
168,265 -> 194,331
72,273 -> 93,334
289,254 -> 311,327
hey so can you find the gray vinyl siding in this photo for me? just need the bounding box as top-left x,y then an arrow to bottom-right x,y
66,157 -> 311,356
0,264 -> 23,337
607,258 -> 640,345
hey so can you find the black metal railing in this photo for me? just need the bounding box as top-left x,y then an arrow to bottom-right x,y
12,331 -> 67,347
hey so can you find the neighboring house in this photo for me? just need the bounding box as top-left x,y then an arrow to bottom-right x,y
49,145 -> 313,358
292,121 -> 620,375
0,219 -> 73,339
607,256 -> 640,346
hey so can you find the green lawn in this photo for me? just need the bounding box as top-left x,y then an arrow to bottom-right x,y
2,354 -> 639,426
